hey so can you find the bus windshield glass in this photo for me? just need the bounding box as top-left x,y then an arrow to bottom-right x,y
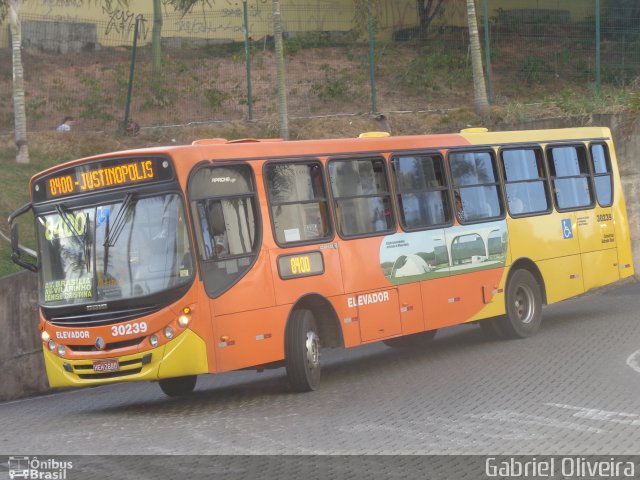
37,193 -> 193,306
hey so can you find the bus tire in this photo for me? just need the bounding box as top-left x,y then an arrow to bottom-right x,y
285,309 -> 321,392
159,375 -> 197,397
496,269 -> 542,338
383,329 -> 437,348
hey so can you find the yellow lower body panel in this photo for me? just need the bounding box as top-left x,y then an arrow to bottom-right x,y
582,248 -> 620,292
43,329 -> 209,388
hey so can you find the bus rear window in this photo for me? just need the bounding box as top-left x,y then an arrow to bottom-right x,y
328,158 -> 395,238
590,143 -> 613,207
265,162 -> 332,246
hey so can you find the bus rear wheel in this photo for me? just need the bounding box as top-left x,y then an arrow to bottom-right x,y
495,269 -> 542,338
285,309 -> 321,392
383,329 -> 437,348
159,375 -> 197,397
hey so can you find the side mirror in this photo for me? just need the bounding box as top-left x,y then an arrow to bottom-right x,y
8,203 -> 38,273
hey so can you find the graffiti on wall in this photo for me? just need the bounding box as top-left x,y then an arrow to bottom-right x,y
103,6 -> 148,41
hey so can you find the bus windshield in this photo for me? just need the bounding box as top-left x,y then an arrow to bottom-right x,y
37,193 -> 193,306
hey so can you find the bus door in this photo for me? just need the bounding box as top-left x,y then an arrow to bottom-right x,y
348,288 -> 401,343
327,157 -> 403,343
579,142 -> 619,291
536,145 -> 589,303
339,238 -> 402,343
188,164 -> 277,372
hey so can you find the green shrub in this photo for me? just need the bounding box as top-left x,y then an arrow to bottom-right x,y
204,88 -> 230,108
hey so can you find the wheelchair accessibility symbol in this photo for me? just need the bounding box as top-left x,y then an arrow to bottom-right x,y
562,219 -> 573,239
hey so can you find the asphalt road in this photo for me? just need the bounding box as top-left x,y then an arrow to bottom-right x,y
2,280 -> 640,458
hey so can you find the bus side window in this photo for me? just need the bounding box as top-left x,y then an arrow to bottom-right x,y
328,158 -> 395,238
392,153 -> 452,230
449,150 -> 503,223
188,164 -> 260,298
265,161 -> 332,246
590,143 -> 613,207
501,147 -> 550,217
547,145 -> 593,210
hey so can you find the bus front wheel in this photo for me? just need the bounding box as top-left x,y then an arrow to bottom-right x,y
496,269 -> 542,338
159,375 -> 197,397
285,309 -> 321,392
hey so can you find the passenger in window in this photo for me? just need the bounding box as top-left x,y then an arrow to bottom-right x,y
373,206 -> 386,231
455,191 -> 465,222
214,231 -> 229,256
208,201 -> 229,257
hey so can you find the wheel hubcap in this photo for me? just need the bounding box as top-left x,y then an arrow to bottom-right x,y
514,285 -> 535,324
305,330 -> 320,369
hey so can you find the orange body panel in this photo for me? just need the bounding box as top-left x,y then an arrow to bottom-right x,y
421,268 -> 505,330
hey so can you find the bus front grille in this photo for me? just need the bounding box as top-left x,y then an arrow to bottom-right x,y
48,305 -> 160,327
76,368 -> 142,380
67,337 -> 145,352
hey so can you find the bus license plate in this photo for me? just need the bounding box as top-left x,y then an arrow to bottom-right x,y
93,359 -> 119,373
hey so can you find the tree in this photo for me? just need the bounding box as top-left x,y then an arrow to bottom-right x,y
358,0 -> 445,42
272,0 -> 288,139
8,0 -> 29,164
151,0 -> 162,86
465,0 -> 490,118
416,0 -> 446,38
0,0 -> 128,164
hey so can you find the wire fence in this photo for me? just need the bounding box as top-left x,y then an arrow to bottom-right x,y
1,0 -> 639,134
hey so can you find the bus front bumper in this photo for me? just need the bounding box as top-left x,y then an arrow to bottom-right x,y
43,329 -> 209,388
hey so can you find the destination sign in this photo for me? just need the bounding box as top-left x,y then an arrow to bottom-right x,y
33,157 -> 174,202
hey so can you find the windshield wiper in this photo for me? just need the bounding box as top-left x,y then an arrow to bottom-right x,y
55,204 -> 84,247
103,192 -> 136,247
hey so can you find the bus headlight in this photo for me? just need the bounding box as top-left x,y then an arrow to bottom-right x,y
57,344 -> 66,357
150,335 -> 159,347
48,340 -> 56,351
178,307 -> 191,328
41,331 -> 50,342
164,326 -> 174,339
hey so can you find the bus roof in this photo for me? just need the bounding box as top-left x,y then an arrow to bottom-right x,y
31,126 -> 612,187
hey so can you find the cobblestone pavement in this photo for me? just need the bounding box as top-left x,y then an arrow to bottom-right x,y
1,281 -> 640,457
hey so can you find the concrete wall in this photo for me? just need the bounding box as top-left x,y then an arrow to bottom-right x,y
1,0 -> 597,49
0,113 -> 638,401
22,20 -> 98,53
0,271 -> 49,401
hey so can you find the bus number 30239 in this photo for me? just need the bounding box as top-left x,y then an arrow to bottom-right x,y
111,322 -> 148,337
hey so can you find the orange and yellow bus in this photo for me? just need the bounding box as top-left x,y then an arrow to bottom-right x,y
9,127 -> 634,396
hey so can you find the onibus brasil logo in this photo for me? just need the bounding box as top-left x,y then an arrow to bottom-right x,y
8,456 -> 73,479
